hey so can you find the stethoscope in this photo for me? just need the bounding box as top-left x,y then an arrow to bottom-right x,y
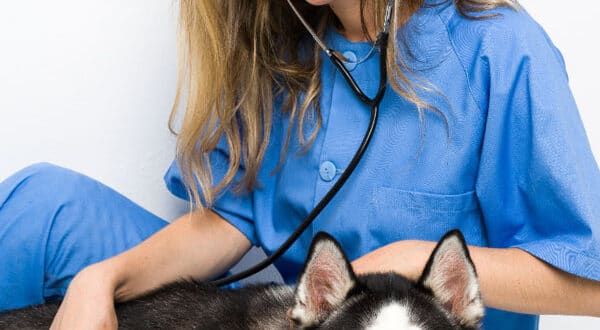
212,0 -> 394,287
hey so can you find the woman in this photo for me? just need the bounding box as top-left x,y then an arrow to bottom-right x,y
1,0 -> 599,329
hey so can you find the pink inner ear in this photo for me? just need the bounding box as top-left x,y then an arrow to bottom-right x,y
436,251 -> 470,315
306,251 -> 348,316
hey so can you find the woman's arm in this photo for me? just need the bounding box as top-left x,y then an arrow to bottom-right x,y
50,209 -> 251,330
110,209 -> 251,301
351,240 -> 600,316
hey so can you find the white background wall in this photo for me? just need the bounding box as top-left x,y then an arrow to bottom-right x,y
0,1 -> 598,328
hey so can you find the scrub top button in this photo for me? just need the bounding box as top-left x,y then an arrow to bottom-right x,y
342,51 -> 358,71
319,161 -> 337,182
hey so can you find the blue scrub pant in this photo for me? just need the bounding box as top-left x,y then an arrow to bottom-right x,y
0,163 -> 169,311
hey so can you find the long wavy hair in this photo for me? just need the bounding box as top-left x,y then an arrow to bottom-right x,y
170,0 -> 517,207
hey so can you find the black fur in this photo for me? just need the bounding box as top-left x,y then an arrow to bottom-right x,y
0,282 -> 294,330
0,230 -> 482,329
324,272 -> 474,330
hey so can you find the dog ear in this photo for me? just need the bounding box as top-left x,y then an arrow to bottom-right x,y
418,230 -> 484,328
289,232 -> 357,328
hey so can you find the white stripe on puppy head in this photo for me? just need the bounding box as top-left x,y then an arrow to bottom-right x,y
366,303 -> 424,330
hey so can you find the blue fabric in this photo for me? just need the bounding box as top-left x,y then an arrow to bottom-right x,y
0,164 -> 241,312
0,163 -> 169,311
165,3 -> 600,330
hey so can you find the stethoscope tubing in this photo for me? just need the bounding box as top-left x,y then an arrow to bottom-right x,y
211,33 -> 389,286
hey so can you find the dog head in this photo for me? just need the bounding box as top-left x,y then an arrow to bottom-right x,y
288,230 -> 484,329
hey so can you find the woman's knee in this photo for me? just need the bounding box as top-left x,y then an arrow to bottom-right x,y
16,161 -> 94,190
1,162 -> 105,208
9,162 -> 75,181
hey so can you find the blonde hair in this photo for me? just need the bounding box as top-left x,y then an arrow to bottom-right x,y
170,0 -> 517,207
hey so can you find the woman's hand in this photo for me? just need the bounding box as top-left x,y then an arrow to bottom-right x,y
351,240 -> 433,280
50,264 -> 118,330
49,209 -> 251,329
351,238 -> 600,316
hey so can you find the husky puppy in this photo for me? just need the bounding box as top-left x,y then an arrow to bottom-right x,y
0,230 -> 484,329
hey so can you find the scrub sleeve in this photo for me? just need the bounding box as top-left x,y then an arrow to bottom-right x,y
464,9 -> 600,281
440,6 -> 600,328
0,163 -> 168,311
163,140 -> 259,248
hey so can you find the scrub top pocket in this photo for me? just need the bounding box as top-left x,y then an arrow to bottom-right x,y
369,187 -> 487,246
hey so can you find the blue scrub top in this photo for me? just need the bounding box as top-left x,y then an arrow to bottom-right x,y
165,2 -> 600,329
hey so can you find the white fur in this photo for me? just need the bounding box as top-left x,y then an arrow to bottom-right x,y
366,303 -> 424,330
